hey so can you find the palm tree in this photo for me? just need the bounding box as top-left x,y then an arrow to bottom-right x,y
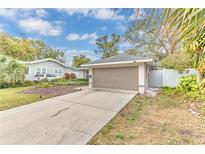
116,8 -> 205,83
163,8 -> 205,83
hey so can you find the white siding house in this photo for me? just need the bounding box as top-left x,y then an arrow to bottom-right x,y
21,59 -> 88,81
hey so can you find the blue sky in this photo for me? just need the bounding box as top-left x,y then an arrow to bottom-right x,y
0,9 -> 144,65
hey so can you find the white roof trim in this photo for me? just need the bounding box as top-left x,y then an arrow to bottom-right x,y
75,67 -> 89,70
82,59 -> 153,67
21,58 -> 69,68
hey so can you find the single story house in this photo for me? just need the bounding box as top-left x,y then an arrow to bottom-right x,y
21,59 -> 88,81
82,54 -> 155,94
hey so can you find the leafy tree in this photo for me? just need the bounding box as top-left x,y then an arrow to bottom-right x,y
34,40 -> 65,63
125,17 -> 181,61
160,51 -> 193,72
7,60 -> 25,85
0,55 -> 25,87
0,33 -> 65,62
72,55 -> 91,68
125,48 -> 141,56
123,8 -> 204,84
188,33 -> 205,83
0,55 -> 8,86
0,33 -> 38,61
95,34 -> 120,58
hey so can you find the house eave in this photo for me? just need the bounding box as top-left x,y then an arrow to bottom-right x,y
82,59 -> 153,67
21,59 -> 71,68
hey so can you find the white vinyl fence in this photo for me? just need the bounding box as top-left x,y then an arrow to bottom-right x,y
148,68 -> 196,88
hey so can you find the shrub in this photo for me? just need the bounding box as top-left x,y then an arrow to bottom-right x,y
77,78 -> 88,82
36,82 -> 52,88
177,75 -> 198,93
160,51 -> 193,72
39,78 -> 49,83
50,78 -> 67,82
70,73 -> 76,79
64,73 -> 71,80
23,80 -> 35,86
176,75 -> 205,100
162,86 -> 177,95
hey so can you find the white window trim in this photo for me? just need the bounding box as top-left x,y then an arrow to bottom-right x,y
54,68 -> 63,74
42,68 -> 47,74
59,68 -> 63,74
25,67 -> 30,75
35,67 -> 47,74
54,68 -> 58,74
35,68 -> 41,75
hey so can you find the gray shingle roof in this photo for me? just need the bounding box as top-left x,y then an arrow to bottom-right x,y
88,54 -> 152,65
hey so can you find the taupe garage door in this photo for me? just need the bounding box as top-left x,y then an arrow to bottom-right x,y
93,66 -> 138,91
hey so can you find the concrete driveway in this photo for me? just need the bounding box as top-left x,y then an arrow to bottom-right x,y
0,87 -> 136,144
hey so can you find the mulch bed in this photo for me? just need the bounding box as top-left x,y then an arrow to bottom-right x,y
18,85 -> 82,97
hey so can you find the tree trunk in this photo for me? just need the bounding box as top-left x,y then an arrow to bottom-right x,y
197,70 -> 203,85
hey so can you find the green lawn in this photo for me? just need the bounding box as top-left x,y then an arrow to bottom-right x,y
89,91 -> 205,144
0,87 -> 48,111
0,79 -> 88,111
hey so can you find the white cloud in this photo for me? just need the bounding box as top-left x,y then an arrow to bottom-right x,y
18,18 -> 62,36
81,33 -> 97,40
59,8 -> 125,21
0,9 -> 34,20
66,32 -> 97,44
92,9 -> 124,21
0,9 -> 17,19
66,33 -> 80,40
116,24 -> 127,31
101,26 -> 107,31
59,9 -> 90,16
0,9 -> 48,21
35,9 -> 48,17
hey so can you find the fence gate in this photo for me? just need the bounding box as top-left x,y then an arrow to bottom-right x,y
148,69 -> 163,88
148,69 -> 196,88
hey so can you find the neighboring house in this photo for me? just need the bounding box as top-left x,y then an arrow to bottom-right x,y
82,54 -> 155,94
21,59 -> 88,81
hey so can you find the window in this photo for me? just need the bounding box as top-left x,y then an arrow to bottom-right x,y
54,68 -> 63,74
42,68 -> 46,74
36,68 -> 41,74
25,67 -> 29,75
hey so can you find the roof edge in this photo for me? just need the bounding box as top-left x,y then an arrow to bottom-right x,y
82,59 -> 153,67
21,58 -> 71,68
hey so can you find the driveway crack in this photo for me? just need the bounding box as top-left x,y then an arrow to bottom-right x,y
55,98 -> 117,113
50,107 -> 70,118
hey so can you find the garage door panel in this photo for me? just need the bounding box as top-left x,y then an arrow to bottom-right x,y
93,67 -> 138,91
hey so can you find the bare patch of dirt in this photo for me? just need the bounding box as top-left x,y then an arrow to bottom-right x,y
18,85 -> 82,97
